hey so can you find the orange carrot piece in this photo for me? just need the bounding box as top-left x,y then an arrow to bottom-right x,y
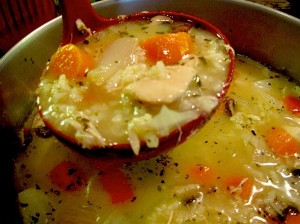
140,32 -> 193,65
48,44 -> 94,79
285,213 -> 300,224
283,96 -> 300,116
264,127 -> 300,157
226,176 -> 254,201
49,161 -> 88,192
100,168 -> 135,204
188,165 -> 216,185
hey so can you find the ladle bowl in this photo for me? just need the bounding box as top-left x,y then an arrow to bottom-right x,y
38,0 -> 235,162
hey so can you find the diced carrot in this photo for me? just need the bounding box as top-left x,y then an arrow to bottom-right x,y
140,32 -> 193,65
285,213 -> 300,224
49,161 -> 88,192
188,165 -> 216,185
100,168 -> 135,204
264,127 -> 300,157
266,219 -> 280,224
283,96 -> 300,116
48,44 -> 94,79
226,176 -> 254,201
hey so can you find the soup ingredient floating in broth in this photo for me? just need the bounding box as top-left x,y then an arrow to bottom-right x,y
36,15 -> 233,156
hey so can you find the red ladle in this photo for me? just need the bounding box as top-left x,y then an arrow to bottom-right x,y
41,0 -> 234,162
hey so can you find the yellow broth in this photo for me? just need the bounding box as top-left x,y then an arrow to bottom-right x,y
15,55 -> 300,223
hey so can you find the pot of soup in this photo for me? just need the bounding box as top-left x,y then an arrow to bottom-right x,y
1,0 -> 300,223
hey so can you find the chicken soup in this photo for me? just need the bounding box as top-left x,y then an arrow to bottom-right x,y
36,15 -> 232,155
15,55 -> 300,223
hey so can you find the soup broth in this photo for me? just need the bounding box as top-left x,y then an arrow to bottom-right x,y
14,55 -> 300,223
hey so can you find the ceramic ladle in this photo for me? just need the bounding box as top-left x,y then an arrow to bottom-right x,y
40,0 -> 235,162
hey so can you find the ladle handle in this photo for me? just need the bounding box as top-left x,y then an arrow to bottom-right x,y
60,0 -> 116,45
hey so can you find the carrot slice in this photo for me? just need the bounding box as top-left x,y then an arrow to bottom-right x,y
226,176 -> 254,201
264,127 -> 300,157
100,168 -> 135,204
140,32 -> 193,65
188,165 -> 216,185
49,161 -> 88,192
285,213 -> 300,224
283,96 -> 300,116
48,44 -> 94,79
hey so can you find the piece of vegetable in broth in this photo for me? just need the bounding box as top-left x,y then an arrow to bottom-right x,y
188,165 -> 216,185
283,96 -> 300,116
18,188 -> 54,224
264,127 -> 300,157
140,32 -> 193,65
99,168 -> 135,204
49,161 -> 88,192
225,176 -> 254,201
48,44 -> 94,79
285,213 -> 300,224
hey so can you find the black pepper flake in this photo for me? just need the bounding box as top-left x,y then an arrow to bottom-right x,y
66,182 -> 76,191
157,185 -> 162,191
31,215 -> 39,223
131,196 -> 137,202
87,200 -> 93,206
251,130 -> 256,136
147,168 -> 153,173
209,186 -> 218,193
67,167 -> 77,176
53,190 -> 61,196
159,169 -> 165,177
77,81 -> 84,86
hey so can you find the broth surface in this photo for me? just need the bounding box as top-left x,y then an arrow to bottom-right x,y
15,55 -> 300,223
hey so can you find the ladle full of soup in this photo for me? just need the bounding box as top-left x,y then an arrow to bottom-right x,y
36,0 -> 234,159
